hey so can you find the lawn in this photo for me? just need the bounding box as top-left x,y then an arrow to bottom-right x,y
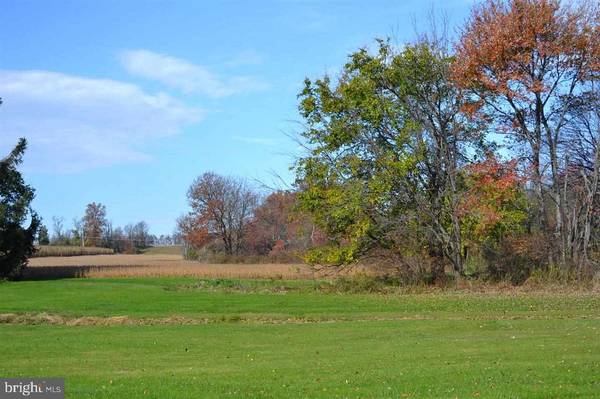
0,278 -> 598,398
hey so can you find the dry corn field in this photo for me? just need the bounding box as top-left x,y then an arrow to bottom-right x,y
27,254 -> 313,279
32,245 -> 114,257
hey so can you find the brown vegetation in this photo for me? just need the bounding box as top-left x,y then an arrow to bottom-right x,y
26,254 -> 312,279
32,245 -> 114,257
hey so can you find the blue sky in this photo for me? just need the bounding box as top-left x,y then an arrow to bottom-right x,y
0,0 -> 474,235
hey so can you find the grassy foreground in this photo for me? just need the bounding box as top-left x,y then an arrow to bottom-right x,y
0,278 -> 598,398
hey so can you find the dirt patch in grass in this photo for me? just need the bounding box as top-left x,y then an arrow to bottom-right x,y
0,313 -> 212,326
2,311 -> 598,326
0,312 -> 362,326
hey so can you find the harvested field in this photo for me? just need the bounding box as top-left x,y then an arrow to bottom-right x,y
140,245 -> 183,255
26,254 -> 312,279
32,245 -> 114,257
29,254 -> 187,267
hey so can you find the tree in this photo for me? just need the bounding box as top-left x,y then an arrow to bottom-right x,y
453,0 -> 600,265
0,138 -> 40,279
72,217 -> 84,246
560,84 -> 599,268
245,191 -> 314,255
133,221 -> 150,248
113,227 -> 127,252
102,221 -> 113,248
110,226 -> 134,253
37,224 -> 50,245
179,172 -> 258,255
51,216 -> 65,244
83,202 -> 107,247
296,38 -> 481,276
459,155 -> 528,250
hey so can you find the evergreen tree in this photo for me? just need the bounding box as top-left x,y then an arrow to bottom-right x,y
0,138 -> 40,279
38,224 -> 50,245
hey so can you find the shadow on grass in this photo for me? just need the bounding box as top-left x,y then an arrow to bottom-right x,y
21,265 -> 152,280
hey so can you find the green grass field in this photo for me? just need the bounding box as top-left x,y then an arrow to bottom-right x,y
1,278 -> 598,398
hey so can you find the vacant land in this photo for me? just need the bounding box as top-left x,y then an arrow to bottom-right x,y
26,254 -> 312,279
1,276 -> 598,398
140,245 -> 183,255
32,245 -> 114,257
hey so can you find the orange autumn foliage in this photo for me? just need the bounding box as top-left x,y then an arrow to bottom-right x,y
245,191 -> 316,256
453,0 -> 599,105
459,156 -> 527,241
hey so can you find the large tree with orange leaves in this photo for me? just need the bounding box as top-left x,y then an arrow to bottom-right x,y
453,0 -> 599,265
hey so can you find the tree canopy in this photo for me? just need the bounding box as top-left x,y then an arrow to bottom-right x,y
293,0 -> 599,280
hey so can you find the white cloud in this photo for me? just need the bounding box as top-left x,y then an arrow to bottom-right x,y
0,70 -> 203,172
119,50 -> 267,97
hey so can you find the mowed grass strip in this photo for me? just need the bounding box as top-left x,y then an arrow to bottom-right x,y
1,278 -> 598,398
1,319 -> 598,398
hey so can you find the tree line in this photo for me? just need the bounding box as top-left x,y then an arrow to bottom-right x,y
179,0 -> 599,282
291,0 -> 599,282
176,172 -> 321,261
39,203 -> 181,253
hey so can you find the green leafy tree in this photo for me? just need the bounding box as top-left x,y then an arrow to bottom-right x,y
0,138 -> 40,279
296,39 -> 482,276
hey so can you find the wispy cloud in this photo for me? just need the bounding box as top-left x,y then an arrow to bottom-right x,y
119,50 -> 268,97
0,70 -> 203,172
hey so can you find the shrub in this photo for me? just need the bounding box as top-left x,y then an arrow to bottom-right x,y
482,233 -> 552,284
